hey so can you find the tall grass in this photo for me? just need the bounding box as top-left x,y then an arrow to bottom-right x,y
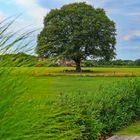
0,16 -> 36,69
0,77 -> 140,139
0,16 -> 36,139
44,78 -> 140,139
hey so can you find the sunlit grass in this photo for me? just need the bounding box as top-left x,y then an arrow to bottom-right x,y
3,67 -> 140,77
115,121 -> 140,136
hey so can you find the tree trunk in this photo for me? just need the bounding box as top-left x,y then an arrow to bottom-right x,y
75,61 -> 81,72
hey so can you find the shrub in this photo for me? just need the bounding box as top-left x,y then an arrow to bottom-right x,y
95,79 -> 140,134
45,79 -> 140,139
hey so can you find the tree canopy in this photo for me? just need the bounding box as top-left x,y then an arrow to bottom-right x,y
36,2 -> 116,71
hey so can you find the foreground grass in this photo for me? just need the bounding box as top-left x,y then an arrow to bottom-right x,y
0,75 -> 116,140
1,70 -> 140,139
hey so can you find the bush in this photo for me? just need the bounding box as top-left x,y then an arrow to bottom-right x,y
95,79 -> 140,134
135,59 -> 140,66
44,78 -> 140,139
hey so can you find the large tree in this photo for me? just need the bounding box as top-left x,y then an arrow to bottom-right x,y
36,2 -> 116,72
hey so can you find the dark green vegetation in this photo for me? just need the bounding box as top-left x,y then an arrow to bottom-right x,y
83,59 -> 140,67
1,71 -> 140,139
37,2 -> 116,72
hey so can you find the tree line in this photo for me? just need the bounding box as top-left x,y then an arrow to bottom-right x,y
1,52 -> 140,67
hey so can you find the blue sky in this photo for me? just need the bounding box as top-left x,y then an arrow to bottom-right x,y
0,0 -> 140,60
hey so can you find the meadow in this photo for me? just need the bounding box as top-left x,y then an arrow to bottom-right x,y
1,67 -> 140,139
5,67 -> 140,77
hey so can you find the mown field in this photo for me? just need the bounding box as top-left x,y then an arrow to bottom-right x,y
1,67 -> 140,139
5,67 -> 140,76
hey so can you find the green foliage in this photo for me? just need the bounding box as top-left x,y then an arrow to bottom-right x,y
82,59 -> 135,67
135,59 -> 140,66
36,58 -> 58,67
95,79 -> 140,134
82,60 -> 98,67
110,60 -> 134,66
52,78 -> 140,139
37,2 -> 116,71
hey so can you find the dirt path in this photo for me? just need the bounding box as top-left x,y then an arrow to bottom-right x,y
107,135 -> 140,140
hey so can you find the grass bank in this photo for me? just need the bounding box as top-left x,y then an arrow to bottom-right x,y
1,70 -> 140,139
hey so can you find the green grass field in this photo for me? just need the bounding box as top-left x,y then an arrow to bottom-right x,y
4,67 -> 140,77
1,67 -> 140,139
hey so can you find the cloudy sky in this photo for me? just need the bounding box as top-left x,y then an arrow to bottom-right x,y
0,0 -> 140,60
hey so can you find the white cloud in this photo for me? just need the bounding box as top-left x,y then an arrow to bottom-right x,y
123,31 -> 140,41
0,11 -> 6,20
13,0 -> 50,27
13,0 -> 35,7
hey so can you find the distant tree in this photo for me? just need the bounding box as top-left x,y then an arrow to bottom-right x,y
135,59 -> 140,66
112,59 -> 124,66
111,59 -> 134,66
36,2 -> 116,72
